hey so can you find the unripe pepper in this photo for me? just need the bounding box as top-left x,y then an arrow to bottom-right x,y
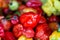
49,27 -> 60,40
9,1 -> 19,11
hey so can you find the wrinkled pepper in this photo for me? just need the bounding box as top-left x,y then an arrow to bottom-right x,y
35,23 -> 52,40
49,27 -> 60,40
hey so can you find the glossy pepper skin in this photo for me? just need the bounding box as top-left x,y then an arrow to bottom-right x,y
13,24 -> 24,38
35,23 -> 52,40
19,12 -> 40,29
49,27 -> 60,40
23,28 -> 35,38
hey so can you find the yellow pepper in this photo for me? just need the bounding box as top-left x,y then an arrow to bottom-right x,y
18,35 -> 33,40
42,0 -> 56,16
49,28 -> 60,40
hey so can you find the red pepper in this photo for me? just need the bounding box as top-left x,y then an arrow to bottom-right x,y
4,32 -> 16,40
35,23 -> 52,40
19,12 -> 40,29
23,28 -> 35,38
13,23 -> 35,38
13,24 -> 24,38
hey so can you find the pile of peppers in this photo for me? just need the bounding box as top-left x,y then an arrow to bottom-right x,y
0,0 -> 60,40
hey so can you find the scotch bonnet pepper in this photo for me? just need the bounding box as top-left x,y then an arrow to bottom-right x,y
35,23 -> 52,40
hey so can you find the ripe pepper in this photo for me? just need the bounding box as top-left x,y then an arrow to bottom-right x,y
49,27 -> 60,40
9,1 -> 19,11
4,32 -> 16,40
35,23 -> 52,40
23,28 -> 35,38
19,12 -> 40,29
13,24 -> 24,38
